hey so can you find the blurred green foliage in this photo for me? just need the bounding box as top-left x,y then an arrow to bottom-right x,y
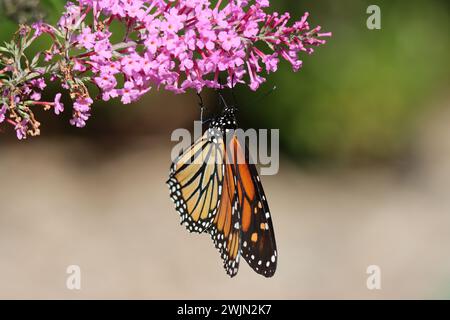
1,0 -> 449,164
0,0 -> 64,25
0,0 -> 65,58
1,0 -> 44,23
237,0 -> 450,163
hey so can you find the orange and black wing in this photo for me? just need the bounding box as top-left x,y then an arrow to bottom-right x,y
232,136 -> 277,277
209,143 -> 241,277
167,130 -> 225,233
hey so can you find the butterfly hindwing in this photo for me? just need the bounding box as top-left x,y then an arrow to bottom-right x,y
209,147 -> 241,277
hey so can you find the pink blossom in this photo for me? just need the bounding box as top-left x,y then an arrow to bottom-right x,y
218,31 -> 241,51
161,8 -> 186,34
124,0 -> 145,19
31,78 -> 47,90
54,93 -> 64,115
30,91 -> 42,101
0,105 -> 6,123
145,35 -> 161,55
32,22 -> 44,37
15,120 -> 28,140
180,56 -> 194,71
23,86 -> 32,95
280,49 -> 303,72
256,0 -> 270,7
247,61 -> 265,91
70,97 -> 93,128
73,59 -> 87,72
58,2 -> 82,29
102,88 -> 118,101
95,73 -> 117,90
93,39 -> 112,59
263,54 -> 279,73
44,51 -> 53,62
77,27 -> 96,50
121,54 -> 142,76
120,81 -> 140,104
109,0 -> 125,17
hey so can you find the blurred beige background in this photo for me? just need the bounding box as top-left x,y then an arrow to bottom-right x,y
1,96 -> 450,299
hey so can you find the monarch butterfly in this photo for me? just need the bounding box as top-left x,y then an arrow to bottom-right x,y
167,100 -> 277,278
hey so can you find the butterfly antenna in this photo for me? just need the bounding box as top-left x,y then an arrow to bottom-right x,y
216,74 -> 225,106
249,85 -> 277,107
218,91 -> 230,110
196,92 -> 206,123
230,73 -> 239,111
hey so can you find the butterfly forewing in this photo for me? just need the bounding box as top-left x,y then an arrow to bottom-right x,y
167,130 -> 225,233
232,136 -> 278,277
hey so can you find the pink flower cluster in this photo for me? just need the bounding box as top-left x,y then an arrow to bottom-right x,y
0,73 -> 49,139
0,0 -> 330,139
71,0 -> 330,97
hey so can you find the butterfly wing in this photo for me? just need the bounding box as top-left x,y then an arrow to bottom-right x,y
167,104 -> 277,278
209,147 -> 241,277
167,130 -> 225,233
232,136 -> 278,277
